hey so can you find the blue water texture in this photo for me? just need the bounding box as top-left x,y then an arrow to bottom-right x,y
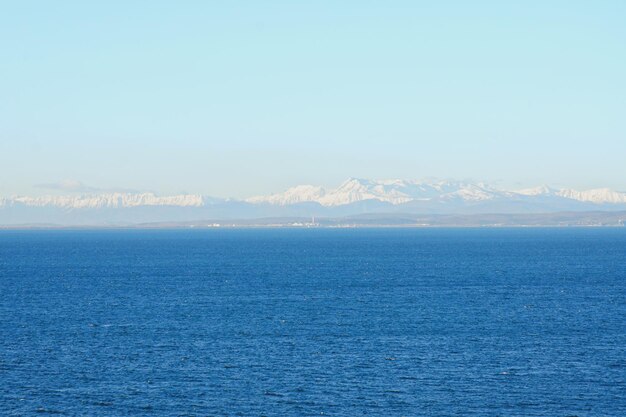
1,228 -> 625,416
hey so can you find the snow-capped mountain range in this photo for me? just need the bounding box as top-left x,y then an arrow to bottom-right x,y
246,178 -> 626,206
2,178 -> 626,208
1,192 -> 204,209
2,178 -> 626,225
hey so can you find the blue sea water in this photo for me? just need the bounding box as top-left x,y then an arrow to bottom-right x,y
0,228 -> 625,416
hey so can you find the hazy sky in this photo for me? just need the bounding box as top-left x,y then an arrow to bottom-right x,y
1,1 -> 625,198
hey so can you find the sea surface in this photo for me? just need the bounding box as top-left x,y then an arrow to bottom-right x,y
0,228 -> 625,416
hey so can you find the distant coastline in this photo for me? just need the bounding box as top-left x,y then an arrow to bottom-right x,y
2,211 -> 625,230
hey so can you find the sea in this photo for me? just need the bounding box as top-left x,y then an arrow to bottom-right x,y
0,228 -> 625,416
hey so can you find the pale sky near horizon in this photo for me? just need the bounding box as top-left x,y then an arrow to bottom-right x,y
1,1 -> 625,198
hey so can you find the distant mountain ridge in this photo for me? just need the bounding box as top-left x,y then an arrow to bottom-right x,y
247,178 -> 626,206
1,192 -> 205,209
2,178 -> 626,226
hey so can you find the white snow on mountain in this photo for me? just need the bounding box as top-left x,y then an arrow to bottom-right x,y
515,185 -> 559,196
248,178 -> 510,206
2,179 -> 626,210
248,178 -> 626,207
2,193 -> 205,209
555,188 -> 626,204
246,185 -> 326,205
317,178 -> 415,206
517,185 -> 626,204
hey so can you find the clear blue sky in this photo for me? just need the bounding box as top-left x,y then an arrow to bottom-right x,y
1,1 -> 625,197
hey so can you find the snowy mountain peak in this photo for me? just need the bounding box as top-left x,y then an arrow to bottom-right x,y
517,185 -> 558,196
246,185 -> 326,206
556,188 -> 626,204
515,185 -> 626,204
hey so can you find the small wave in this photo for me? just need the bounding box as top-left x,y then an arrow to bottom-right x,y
264,391 -> 284,397
35,408 -> 65,414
